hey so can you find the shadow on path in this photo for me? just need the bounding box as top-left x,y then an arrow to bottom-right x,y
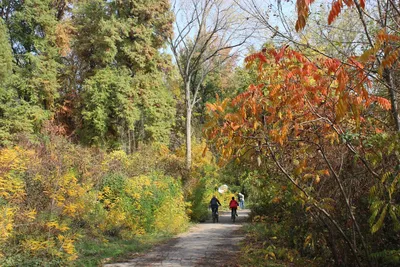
205,209 -> 249,224
104,209 -> 250,267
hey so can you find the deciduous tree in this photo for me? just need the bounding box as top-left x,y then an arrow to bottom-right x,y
169,0 -> 254,170
206,46 -> 393,265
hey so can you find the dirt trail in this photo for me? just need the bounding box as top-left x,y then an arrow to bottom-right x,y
104,209 -> 249,267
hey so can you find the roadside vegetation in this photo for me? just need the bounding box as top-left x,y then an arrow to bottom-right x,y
1,0 -> 400,266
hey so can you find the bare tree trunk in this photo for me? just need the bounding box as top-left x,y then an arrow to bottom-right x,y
128,128 -> 131,154
384,68 -> 400,132
169,0 -> 254,172
186,82 -> 192,171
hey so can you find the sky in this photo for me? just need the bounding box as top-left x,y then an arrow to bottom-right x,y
166,0 -> 297,65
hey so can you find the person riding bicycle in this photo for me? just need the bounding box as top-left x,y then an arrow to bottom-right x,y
210,196 -> 221,215
229,196 -> 239,217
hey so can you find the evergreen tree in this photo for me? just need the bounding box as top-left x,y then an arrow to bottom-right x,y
73,0 -> 175,150
0,0 -> 176,149
80,67 -> 138,147
0,19 -> 12,84
8,0 -> 61,110
0,17 -> 47,145
0,0 -> 65,144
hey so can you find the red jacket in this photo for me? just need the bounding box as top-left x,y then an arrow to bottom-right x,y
229,199 -> 239,209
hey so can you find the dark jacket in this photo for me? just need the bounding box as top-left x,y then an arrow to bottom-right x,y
210,197 -> 221,207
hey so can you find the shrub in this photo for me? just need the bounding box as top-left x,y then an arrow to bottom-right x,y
0,137 -> 189,265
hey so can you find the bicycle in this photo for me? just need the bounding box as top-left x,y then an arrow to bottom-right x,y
211,207 -> 219,223
231,208 -> 237,222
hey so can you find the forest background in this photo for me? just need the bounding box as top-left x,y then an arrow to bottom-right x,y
0,0 -> 400,266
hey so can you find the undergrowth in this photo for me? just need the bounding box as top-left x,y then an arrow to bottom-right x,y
75,234 -> 173,266
239,218 -> 325,267
0,135 -> 197,265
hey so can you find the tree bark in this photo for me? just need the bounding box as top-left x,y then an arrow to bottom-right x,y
169,0 -> 253,172
383,68 -> 400,132
186,82 -> 192,171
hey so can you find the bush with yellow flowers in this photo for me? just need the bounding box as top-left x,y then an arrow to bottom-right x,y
0,136 -> 189,266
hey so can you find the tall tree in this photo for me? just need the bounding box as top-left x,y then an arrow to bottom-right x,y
0,0 -> 63,144
169,0 -> 254,170
0,19 -> 12,86
0,17 -> 16,143
8,0 -> 62,110
71,0 -> 175,150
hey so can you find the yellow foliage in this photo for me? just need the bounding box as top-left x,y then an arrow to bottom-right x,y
58,235 -> 78,260
23,209 -> 37,222
154,192 -> 188,234
125,175 -> 152,197
0,146 -> 32,171
0,143 -> 190,264
101,150 -> 130,172
37,171 -> 87,218
0,206 -> 15,242
174,140 -> 213,171
0,147 -> 30,203
46,220 -> 70,232
63,203 -> 78,216
22,239 -> 50,252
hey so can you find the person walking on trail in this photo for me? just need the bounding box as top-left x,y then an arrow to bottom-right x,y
238,192 -> 245,209
229,196 -> 239,217
210,196 -> 221,214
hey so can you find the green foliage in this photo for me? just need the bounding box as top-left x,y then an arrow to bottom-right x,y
172,140 -> 232,221
75,235 -> 171,267
187,171 -> 217,222
363,132 -> 400,235
371,250 -> 400,267
0,100 -> 49,145
0,0 -> 175,150
237,170 -> 333,265
0,18 -> 32,145
71,0 -> 175,149
73,0 -> 120,68
0,19 -> 12,85
73,0 -> 173,73
0,0 -> 60,144
9,0 -> 61,109
369,171 -> 400,233
0,136 -> 189,265
131,71 -> 176,145
97,171 -> 188,237
80,67 -> 138,146
240,221 -> 325,267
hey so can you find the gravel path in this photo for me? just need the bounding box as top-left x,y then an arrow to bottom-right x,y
104,209 -> 249,267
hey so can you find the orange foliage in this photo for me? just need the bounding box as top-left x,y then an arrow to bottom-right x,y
296,0 -> 365,28
296,1 -> 400,76
295,0 -> 316,31
205,46 -> 391,168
